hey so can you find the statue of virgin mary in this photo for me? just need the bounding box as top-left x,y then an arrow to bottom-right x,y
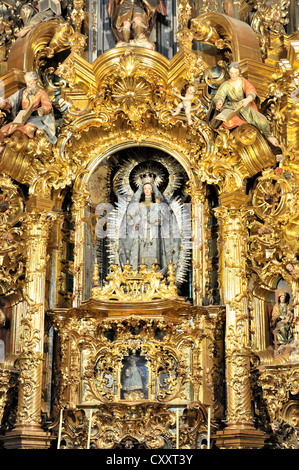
117,180 -> 181,273
106,154 -> 191,284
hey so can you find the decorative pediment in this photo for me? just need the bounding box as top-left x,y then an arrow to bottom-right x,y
57,47 -> 210,123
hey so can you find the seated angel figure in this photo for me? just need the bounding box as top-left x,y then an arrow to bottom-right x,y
0,71 -> 57,152
209,62 -> 279,147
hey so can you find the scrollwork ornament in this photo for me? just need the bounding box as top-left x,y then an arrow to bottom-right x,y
225,348 -> 253,426
0,175 -> 25,296
16,353 -> 44,426
252,171 -> 293,222
258,366 -> 299,427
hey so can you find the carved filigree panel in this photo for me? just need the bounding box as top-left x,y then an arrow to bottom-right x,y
49,305 -> 225,414
0,174 -> 25,297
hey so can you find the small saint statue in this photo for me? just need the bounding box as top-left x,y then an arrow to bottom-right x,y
271,292 -> 294,348
121,355 -> 147,399
107,0 -> 166,45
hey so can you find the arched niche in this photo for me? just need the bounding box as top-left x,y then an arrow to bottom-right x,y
78,140 -> 199,195
73,143 -> 204,302
252,272 -> 294,355
0,291 -> 23,361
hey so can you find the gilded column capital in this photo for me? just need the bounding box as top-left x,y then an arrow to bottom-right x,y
26,195 -> 54,214
218,189 -> 250,210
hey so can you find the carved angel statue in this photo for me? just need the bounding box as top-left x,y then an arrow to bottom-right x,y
208,62 -> 280,147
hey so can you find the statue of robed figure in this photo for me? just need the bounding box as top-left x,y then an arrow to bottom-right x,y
117,181 -> 181,274
105,154 -> 191,285
107,0 -> 166,44
207,62 -> 279,147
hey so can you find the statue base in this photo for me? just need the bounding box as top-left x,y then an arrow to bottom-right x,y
3,424 -> 52,449
215,426 -> 266,449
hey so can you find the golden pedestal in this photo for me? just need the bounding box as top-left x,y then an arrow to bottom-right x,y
215,427 -> 266,449
3,425 -> 52,449
47,264 -> 225,448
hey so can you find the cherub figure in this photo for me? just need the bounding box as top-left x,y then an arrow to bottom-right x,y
172,84 -> 197,126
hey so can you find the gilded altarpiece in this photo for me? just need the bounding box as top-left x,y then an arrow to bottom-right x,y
0,0 -> 298,451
